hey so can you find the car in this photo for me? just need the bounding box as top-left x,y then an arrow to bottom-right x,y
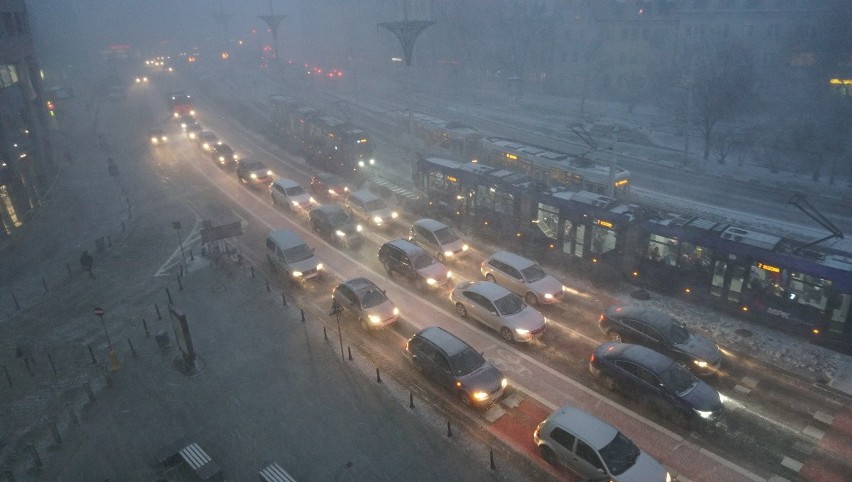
345,190 -> 397,229
236,159 -> 273,187
265,229 -> 323,283
450,280 -> 547,343
148,128 -> 167,145
134,75 -> 149,84
378,239 -> 451,290
405,327 -> 507,407
196,131 -> 220,152
270,178 -> 315,213
332,277 -> 399,330
309,173 -> 349,201
210,143 -> 237,168
589,342 -> 723,427
534,404 -> 673,481
185,121 -> 203,140
599,305 -> 723,376
409,218 -> 469,262
481,251 -> 566,305
175,113 -> 195,128
309,204 -> 363,248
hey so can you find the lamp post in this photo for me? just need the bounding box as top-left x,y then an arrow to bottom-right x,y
258,1 -> 286,68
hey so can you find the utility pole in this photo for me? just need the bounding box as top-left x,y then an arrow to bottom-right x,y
258,1 -> 286,68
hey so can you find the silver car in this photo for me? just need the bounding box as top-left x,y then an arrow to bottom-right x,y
534,405 -> 674,481
409,218 -> 469,262
270,178 -> 315,214
345,190 -> 398,229
450,280 -> 546,343
332,277 -> 399,330
481,251 -> 566,305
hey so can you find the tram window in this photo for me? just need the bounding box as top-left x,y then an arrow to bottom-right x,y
591,225 -> 616,254
749,263 -> 784,298
427,171 -> 453,193
788,272 -> 830,310
677,242 -> 712,275
647,234 -> 677,266
537,203 -> 558,240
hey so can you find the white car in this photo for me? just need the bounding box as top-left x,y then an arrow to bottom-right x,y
409,218 -> 469,262
481,251 -> 566,305
345,190 -> 397,229
450,280 -> 546,342
270,178 -> 315,213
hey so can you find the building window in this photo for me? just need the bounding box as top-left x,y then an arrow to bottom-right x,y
0,64 -> 19,88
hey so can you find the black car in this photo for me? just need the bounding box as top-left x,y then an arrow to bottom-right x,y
599,305 -> 723,376
210,143 -> 237,168
589,342 -> 723,428
405,326 -> 507,407
309,204 -> 363,248
378,239 -> 451,290
235,159 -> 273,187
310,173 -> 350,202
332,277 -> 399,330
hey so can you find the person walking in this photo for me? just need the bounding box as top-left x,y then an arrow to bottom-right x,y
80,250 -> 95,279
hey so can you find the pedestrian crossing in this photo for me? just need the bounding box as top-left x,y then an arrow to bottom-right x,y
368,176 -> 419,200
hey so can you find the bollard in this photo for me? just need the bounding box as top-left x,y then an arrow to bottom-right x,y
66,262 -> 72,275
42,277 -> 49,294
376,367 -> 382,383
88,345 -> 97,364
104,368 -> 114,387
177,273 -> 183,291
348,346 -> 353,361
166,287 -> 173,304
121,221 -> 125,232
11,291 -> 20,310
66,402 -> 79,425
447,421 -> 453,438
282,292 -> 287,306
489,450 -> 496,470
23,357 -> 33,377
189,249 -> 194,261
409,392 -> 414,409
142,317 -> 150,337
107,235 -> 112,247
179,263 -> 184,277
323,326 -> 328,340
155,302 -> 162,320
301,309 -> 305,322
250,266 -> 255,278
84,381 -> 96,402
50,421 -> 63,445
127,339 -> 139,358
266,280 -> 270,293
27,443 -> 43,468
47,354 -> 57,375
3,364 -> 12,387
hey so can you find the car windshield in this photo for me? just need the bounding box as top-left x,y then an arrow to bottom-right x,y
243,161 -> 264,170
360,289 -> 387,309
282,244 -> 313,263
666,323 -> 691,344
329,211 -> 350,225
493,293 -> 524,316
659,363 -> 698,395
412,254 -> 435,270
285,186 -> 306,196
450,347 -> 485,376
365,198 -> 387,211
598,431 -> 640,476
520,264 -> 547,283
433,226 -> 459,244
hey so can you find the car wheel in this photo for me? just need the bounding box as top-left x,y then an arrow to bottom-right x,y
455,303 -> 467,318
266,253 -> 274,267
524,292 -> 539,306
310,220 -> 318,232
271,194 -> 277,205
459,391 -> 472,407
500,327 -> 514,342
437,252 -> 445,263
606,331 -> 623,343
485,273 -> 496,283
670,410 -> 694,430
600,374 -> 617,391
539,446 -> 558,466
359,317 -> 369,331
383,262 -> 393,276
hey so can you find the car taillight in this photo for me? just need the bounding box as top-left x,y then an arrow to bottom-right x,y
599,314 -> 604,321
589,354 -> 596,363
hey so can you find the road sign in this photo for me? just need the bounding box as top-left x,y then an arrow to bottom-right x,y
94,307 -> 105,317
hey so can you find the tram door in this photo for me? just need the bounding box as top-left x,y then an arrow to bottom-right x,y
710,258 -> 747,303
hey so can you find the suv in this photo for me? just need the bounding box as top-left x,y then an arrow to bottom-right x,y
270,178 -> 314,213
309,204 -> 363,248
405,327 -> 507,407
346,190 -> 397,229
409,218 -> 469,262
599,305 -> 723,376
589,342 -> 723,427
450,280 -> 546,343
481,251 -> 565,305
332,277 -> 399,330
265,229 -> 323,283
378,239 -> 451,290
534,405 -> 672,481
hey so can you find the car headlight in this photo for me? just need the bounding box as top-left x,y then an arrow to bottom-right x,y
356,225 -> 363,232
309,196 -> 316,204
266,170 -> 273,176
161,136 -> 167,142
694,409 -> 714,419
426,278 -> 437,286
250,173 -> 258,179
392,307 -> 400,315
189,110 -> 195,116
151,137 -> 158,143
368,314 -> 381,324
444,251 -> 454,257
292,271 -> 303,278
372,216 -> 382,224
316,263 -> 323,270
391,212 -> 399,219
694,360 -> 709,368
232,154 -> 238,160
358,160 -> 365,167
501,378 -> 508,388
472,391 -> 489,401
544,293 -> 554,299
515,328 -> 530,335
335,230 -> 346,237
369,159 -> 375,165
218,156 -> 225,162
292,200 -> 300,206
462,244 -> 469,251
446,271 -> 452,278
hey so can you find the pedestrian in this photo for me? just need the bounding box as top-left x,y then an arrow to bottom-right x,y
80,250 -> 95,279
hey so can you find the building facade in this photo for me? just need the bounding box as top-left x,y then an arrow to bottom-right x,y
0,0 -> 50,238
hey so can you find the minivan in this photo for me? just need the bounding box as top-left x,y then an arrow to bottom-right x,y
405,326 -> 507,406
265,229 -> 323,283
409,218 -> 469,262
378,239 -> 451,289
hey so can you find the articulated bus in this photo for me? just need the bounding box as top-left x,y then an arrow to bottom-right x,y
414,156 -> 852,351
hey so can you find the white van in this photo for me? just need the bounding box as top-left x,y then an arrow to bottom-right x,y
265,229 -> 323,282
